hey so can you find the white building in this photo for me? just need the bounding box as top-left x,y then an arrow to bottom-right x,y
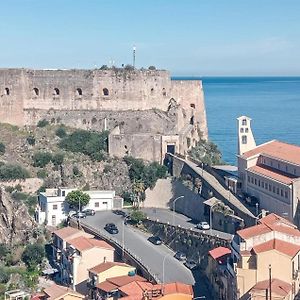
37,187 -> 122,226
237,116 -> 300,224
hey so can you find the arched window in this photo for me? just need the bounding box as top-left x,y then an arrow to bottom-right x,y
33,88 -> 39,96
4,88 -> 10,95
162,88 -> 166,97
242,119 -> 247,126
103,88 -> 109,96
53,88 -> 60,96
242,135 -> 247,144
76,88 -> 82,96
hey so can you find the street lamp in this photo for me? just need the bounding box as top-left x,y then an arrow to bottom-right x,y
122,216 -> 129,257
172,196 -> 184,226
162,253 -> 172,284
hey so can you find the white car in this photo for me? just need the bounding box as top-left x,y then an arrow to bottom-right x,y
196,221 -> 210,230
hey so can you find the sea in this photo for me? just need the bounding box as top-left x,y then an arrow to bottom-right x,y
173,76 -> 300,166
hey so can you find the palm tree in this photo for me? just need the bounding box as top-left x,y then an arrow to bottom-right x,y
132,179 -> 145,208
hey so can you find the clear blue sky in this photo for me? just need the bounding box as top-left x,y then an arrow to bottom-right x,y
1,0 -> 300,75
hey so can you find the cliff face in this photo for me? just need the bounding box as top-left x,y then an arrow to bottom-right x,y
0,187 -> 36,245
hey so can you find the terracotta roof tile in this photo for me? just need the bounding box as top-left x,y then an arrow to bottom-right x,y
53,226 -> 81,240
89,261 -> 131,274
43,283 -> 84,299
68,236 -> 114,252
118,281 -> 154,297
248,165 -> 297,185
250,278 -> 291,297
162,282 -> 194,296
253,239 -> 300,257
242,140 -> 300,166
237,224 -> 272,240
107,274 -> 147,287
96,280 -> 119,292
208,247 -> 231,260
259,213 -> 295,228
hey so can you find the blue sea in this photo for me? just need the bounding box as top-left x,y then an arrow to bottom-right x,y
173,77 -> 300,165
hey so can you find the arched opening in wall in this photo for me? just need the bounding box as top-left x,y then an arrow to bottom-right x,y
190,116 -> 194,125
162,88 -> 166,97
53,88 -> 60,96
103,88 -> 109,96
150,88 -> 154,95
190,103 -> 195,109
33,88 -> 39,96
76,88 -> 82,96
91,117 -> 97,125
4,88 -> 10,95
82,119 -> 87,125
242,135 -> 247,144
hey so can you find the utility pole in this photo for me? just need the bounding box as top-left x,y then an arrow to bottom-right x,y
269,264 -> 272,300
133,45 -> 136,68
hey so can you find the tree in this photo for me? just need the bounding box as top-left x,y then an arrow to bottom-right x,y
22,244 -> 45,270
52,153 -> 64,166
129,208 -> 146,224
65,190 -> 90,210
32,152 -> 52,167
132,179 -> 145,207
0,142 -> 5,155
55,126 -> 67,138
148,66 -> 156,70
37,119 -> 49,127
0,164 -> 30,180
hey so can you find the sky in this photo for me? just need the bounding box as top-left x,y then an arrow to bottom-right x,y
0,0 -> 300,76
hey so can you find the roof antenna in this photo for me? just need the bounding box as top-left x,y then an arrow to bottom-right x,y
133,45 -> 136,69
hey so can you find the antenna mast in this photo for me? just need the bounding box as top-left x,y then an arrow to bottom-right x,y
133,45 -> 136,68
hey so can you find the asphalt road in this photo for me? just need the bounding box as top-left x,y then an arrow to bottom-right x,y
141,207 -> 233,241
81,211 -> 195,285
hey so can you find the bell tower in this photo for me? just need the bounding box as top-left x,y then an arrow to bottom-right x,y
237,116 -> 256,155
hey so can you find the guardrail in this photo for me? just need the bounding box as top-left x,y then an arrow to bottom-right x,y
69,218 -> 160,283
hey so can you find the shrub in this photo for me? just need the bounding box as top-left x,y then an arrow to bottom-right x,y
55,126 -> 67,138
32,152 -> 52,168
22,244 -> 45,270
0,267 -> 10,284
0,244 -> 9,260
124,64 -> 134,71
129,208 -> 146,224
0,164 -> 30,180
0,142 -> 5,155
103,164 -> 112,173
72,166 -> 80,176
6,246 -> 24,266
59,130 -> 109,161
52,153 -> 64,166
37,169 -> 47,179
11,192 -> 28,201
26,135 -> 36,146
37,119 -> 49,127
100,65 -> 109,70
65,190 -> 90,210
148,66 -> 156,70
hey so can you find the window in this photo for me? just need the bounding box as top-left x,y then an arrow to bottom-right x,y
270,161 -> 273,167
276,188 -> 279,195
286,165 -> 288,172
247,176 -> 250,182
240,128 -> 244,133
95,202 -> 99,208
103,201 -> 108,205
162,88 -> 167,97
242,135 -> 247,144
245,128 -> 249,133
33,87 -> 39,96
4,87 -> 10,95
258,180 -> 260,187
265,183 -> 268,190
53,88 -> 60,95
269,184 -> 271,191
261,182 -> 264,188
254,178 -> 257,185
103,88 -> 109,96
251,177 -> 254,184
76,88 -> 83,96
150,88 -> 154,95
273,186 -> 275,193
53,204 -> 58,210
280,189 -> 283,197
62,191 -> 65,197
285,191 -> 288,198
278,163 -> 280,169
294,169 -> 297,175
242,119 -> 247,126
190,103 -> 195,109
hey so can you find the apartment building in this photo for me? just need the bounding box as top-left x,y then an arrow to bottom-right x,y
237,116 -> 300,223
231,213 -> 300,299
52,226 -> 115,294
37,187 -> 122,226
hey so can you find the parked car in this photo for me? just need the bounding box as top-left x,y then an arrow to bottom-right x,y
68,210 -> 77,217
184,259 -> 198,270
174,251 -> 187,261
113,210 -> 127,217
73,212 -> 87,219
196,221 -> 210,230
148,236 -> 162,245
82,209 -> 95,216
104,223 -> 119,234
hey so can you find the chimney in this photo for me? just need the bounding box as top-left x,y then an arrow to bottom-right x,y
103,256 -> 106,263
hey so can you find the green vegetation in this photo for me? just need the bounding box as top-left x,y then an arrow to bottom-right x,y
0,142 -> 5,155
188,138 -> 223,166
72,166 -> 80,176
37,119 -> 49,127
11,192 -> 37,216
59,129 -> 109,161
55,126 -> 67,138
0,164 -> 30,180
52,153 -> 64,166
148,66 -> 156,70
129,208 -> 146,224
37,169 -> 47,179
22,244 -> 45,270
32,151 -> 52,167
26,135 -> 36,146
65,190 -> 90,210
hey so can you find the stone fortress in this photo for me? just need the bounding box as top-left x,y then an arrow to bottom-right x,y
0,68 -> 207,162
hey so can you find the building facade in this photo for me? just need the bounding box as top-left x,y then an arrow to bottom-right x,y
231,213 -> 300,299
37,188 -> 120,226
237,116 -> 300,223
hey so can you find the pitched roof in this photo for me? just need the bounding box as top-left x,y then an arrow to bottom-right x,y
260,213 -> 295,228
67,236 -> 114,252
253,239 -> 300,257
250,278 -> 291,297
89,261 -> 131,274
118,281 -> 154,298
241,140 -> 300,166
53,226 -> 82,240
237,223 -> 272,240
43,283 -> 84,299
161,282 -> 194,296
96,280 -> 119,292
248,165 -> 297,185
208,247 -> 231,260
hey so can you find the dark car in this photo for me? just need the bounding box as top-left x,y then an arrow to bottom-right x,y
148,236 -> 162,245
82,209 -> 95,216
113,210 -> 127,217
104,223 -> 119,234
184,259 -> 198,270
174,251 -> 187,261
73,212 -> 87,219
